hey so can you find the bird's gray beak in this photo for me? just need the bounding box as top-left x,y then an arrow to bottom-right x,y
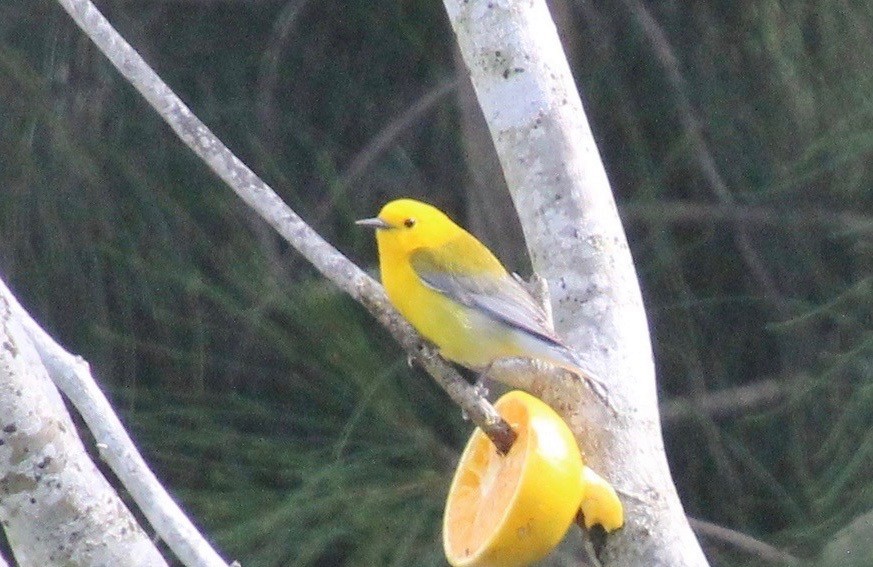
355,217 -> 392,230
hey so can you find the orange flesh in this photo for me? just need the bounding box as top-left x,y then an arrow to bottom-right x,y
444,400 -> 530,558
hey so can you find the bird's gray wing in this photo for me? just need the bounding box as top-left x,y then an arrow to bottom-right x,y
409,247 -> 561,346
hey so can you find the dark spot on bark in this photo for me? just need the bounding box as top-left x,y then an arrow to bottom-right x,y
0,439 -> 4,446
502,69 -> 510,79
29,497 -> 36,504
3,340 -> 17,357
3,424 -> 16,433
38,456 -> 52,469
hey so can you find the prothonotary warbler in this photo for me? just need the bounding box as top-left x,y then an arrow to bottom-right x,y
357,198 -> 609,404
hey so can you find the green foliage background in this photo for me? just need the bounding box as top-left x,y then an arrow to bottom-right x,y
1,1 -> 871,565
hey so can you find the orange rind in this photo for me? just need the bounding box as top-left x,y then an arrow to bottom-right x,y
579,465 -> 624,532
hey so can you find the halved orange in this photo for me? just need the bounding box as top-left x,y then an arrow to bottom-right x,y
443,390 -> 586,567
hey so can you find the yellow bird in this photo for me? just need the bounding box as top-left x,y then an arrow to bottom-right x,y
357,198 -> 607,401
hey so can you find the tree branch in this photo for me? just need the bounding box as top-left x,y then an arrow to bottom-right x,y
0,282 -> 168,567
309,78 -> 461,229
338,78 -> 459,192
660,378 -> 787,424
620,0 -> 785,310
620,200 -> 873,235
0,277 -> 229,567
689,517 -> 801,565
54,0 -> 514,445
443,0 -> 709,564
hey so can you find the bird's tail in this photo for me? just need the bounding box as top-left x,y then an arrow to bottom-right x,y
513,331 -> 614,410
547,343 -> 613,410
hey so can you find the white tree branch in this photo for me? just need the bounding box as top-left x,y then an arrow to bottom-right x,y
52,0 -> 518,455
443,0 -> 709,565
0,278 -> 231,567
0,284 -> 168,566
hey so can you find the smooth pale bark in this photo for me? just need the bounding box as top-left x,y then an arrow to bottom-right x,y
455,44 -> 527,272
0,291 -> 167,566
442,1 -> 709,565
0,277 -> 232,567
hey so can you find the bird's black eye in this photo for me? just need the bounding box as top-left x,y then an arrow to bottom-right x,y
403,218 -> 416,228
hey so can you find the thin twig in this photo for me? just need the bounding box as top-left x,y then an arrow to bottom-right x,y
338,78 -> 459,191
689,517 -> 801,565
660,377 -> 787,424
255,0 -> 312,148
54,0 -> 515,453
620,200 -> 873,235
622,0 -> 787,310
310,78 -> 460,229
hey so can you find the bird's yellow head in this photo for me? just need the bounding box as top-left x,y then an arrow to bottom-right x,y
356,198 -> 461,256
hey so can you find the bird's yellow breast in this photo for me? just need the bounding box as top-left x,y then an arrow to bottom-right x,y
377,240 -> 522,369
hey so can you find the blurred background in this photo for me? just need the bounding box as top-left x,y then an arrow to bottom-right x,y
1,0 -> 871,565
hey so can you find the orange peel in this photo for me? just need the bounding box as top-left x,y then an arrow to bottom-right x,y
579,465 -> 624,532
